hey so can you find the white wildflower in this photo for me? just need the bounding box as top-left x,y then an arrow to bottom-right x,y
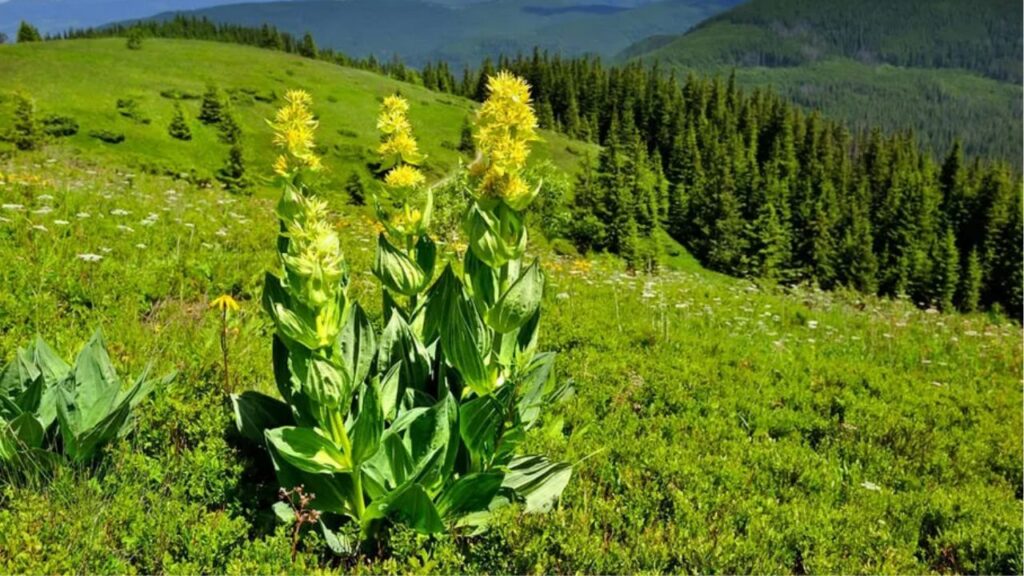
77,253 -> 103,262
2,204 -> 24,211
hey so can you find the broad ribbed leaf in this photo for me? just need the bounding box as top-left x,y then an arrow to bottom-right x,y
361,482 -> 444,535
338,303 -> 376,389
373,234 -> 426,296
263,273 -> 321,350
436,471 -> 505,520
439,275 -> 492,396
463,249 -> 498,310
231,391 -> 294,444
72,331 -> 121,431
458,386 -> 512,469
422,265 -> 458,345
487,260 -> 543,333
516,352 -> 556,429
29,337 -> 71,385
463,203 -> 527,269
265,426 -> 351,475
349,380 -> 383,465
378,312 -> 431,400
267,438 -> 351,515
502,455 -> 572,513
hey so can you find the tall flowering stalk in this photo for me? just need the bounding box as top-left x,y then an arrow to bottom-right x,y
234,80 -> 571,549
372,95 -> 436,317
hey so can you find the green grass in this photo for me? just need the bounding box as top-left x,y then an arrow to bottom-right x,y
0,38 -> 590,193
0,38 -> 1020,574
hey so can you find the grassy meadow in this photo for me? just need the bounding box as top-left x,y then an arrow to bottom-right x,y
0,38 -> 1021,574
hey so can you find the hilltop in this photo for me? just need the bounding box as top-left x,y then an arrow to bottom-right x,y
0,38 -> 589,192
622,0 -> 1023,163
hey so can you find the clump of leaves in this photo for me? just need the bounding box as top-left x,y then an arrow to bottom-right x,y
0,331 -> 174,467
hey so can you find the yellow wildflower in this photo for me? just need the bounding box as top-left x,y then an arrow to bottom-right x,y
472,72 -> 539,206
384,165 -> 426,189
377,130 -> 421,163
268,89 -> 321,174
210,294 -> 240,312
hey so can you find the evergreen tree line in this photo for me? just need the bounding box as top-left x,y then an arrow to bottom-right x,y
428,52 -> 1021,318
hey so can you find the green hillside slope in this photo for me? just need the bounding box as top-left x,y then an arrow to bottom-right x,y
0,38 -> 588,191
623,0 -> 1023,163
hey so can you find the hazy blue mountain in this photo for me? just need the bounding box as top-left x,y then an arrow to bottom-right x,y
0,0 -> 291,37
136,0 -> 743,67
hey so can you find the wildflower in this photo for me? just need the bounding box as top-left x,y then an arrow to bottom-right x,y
2,204 -> 24,211
117,225 -> 135,233
53,219 -> 69,226
77,253 -> 103,262
210,294 -> 240,312
471,72 -> 539,208
376,94 -> 424,166
31,225 -> 48,232
135,243 -> 147,249
268,89 -> 322,175
384,165 -> 425,189
33,207 -> 52,215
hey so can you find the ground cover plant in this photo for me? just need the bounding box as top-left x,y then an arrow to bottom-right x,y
0,37 -> 1019,574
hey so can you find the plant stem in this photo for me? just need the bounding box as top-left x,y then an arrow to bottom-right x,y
220,309 -> 230,393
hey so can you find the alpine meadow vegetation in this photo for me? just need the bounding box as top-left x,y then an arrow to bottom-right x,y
0,32 -> 1019,575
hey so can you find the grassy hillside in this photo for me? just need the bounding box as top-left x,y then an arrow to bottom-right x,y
0,37 -> 1019,573
144,0 -> 742,68
0,38 -> 589,192
623,0 -> 1023,164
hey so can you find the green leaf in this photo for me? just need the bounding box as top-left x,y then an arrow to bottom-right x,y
436,471 -> 505,520
361,482 -> 444,535
263,273 -> 321,350
463,249 -> 498,310
458,385 -> 512,470
502,455 -> 572,513
28,336 -> 71,385
378,312 -> 432,403
349,380 -> 383,465
487,260 -> 544,333
438,274 -> 493,396
266,438 -> 352,515
463,203 -> 527,269
71,330 -> 121,431
338,303 -> 376,389
378,362 -> 402,423
373,233 -> 426,297
516,352 -> 556,429
231,391 -> 294,445
414,235 -> 437,288
265,427 -> 351,475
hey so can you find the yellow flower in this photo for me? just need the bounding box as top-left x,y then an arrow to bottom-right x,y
210,294 -> 240,312
472,72 -> 539,206
377,130 -> 421,163
384,165 -> 426,189
268,89 -> 321,174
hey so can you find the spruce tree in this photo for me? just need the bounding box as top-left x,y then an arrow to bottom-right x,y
126,28 -> 143,50
298,32 -> 318,59
345,173 -> 365,206
16,21 -> 41,43
933,226 -> 960,311
458,116 -> 474,155
168,103 -> 192,141
217,143 -> 250,193
198,85 -> 223,125
958,248 -> 983,312
218,108 -> 241,145
11,93 -> 40,151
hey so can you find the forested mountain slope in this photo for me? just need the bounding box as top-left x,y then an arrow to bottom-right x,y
622,0 -> 1023,163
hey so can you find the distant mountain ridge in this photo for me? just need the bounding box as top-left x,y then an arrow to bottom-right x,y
134,0 -> 743,68
0,0 -> 291,37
